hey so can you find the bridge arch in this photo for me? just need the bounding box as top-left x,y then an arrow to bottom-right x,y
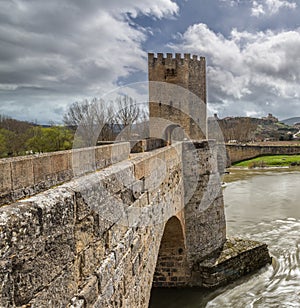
152,216 -> 190,287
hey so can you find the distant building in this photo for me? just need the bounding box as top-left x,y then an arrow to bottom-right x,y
262,113 -> 278,123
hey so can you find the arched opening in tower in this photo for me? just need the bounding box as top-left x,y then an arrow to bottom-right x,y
152,216 -> 190,287
163,124 -> 185,145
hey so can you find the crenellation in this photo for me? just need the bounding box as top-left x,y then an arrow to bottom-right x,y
149,53 -> 206,64
157,53 -> 164,63
183,53 -> 190,60
148,52 -> 154,62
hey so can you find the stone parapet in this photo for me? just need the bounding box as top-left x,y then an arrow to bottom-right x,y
0,143 -> 183,307
226,144 -> 300,164
0,142 -> 130,206
130,138 -> 166,153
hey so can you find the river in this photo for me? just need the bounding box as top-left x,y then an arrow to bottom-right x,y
150,167 -> 300,307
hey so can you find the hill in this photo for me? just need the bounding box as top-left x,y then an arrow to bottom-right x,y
281,117 -> 300,126
213,113 -> 298,143
0,114 -> 73,158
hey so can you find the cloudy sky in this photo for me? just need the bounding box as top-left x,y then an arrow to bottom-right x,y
0,0 -> 300,123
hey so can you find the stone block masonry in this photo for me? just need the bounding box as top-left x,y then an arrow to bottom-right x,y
152,216 -> 190,287
0,140 -> 272,307
148,53 -> 207,140
0,143 -> 184,307
130,138 -> 166,153
148,53 -> 206,103
226,144 -> 300,164
183,140 -> 226,265
0,142 -> 130,206
194,238 -> 272,288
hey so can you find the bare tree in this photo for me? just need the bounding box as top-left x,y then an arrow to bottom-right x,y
63,98 -> 114,147
137,108 -> 149,139
114,95 -> 140,140
63,95 -> 146,146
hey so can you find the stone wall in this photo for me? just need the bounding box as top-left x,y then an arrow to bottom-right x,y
0,143 -> 130,206
152,140 -> 228,290
0,143 -> 184,307
148,53 -> 206,103
130,138 -> 166,153
195,238 -> 272,288
227,144 -> 300,164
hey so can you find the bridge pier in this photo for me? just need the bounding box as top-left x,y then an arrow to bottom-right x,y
152,140 -> 271,291
183,140 -> 226,267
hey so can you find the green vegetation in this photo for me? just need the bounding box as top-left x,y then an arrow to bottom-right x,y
0,115 -> 74,158
233,155 -> 300,168
0,95 -> 146,158
26,126 -> 73,153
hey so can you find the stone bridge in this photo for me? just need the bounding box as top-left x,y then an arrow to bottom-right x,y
0,52 -> 271,307
0,140 -> 271,307
226,144 -> 300,164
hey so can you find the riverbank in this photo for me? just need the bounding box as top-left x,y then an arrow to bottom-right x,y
233,154 -> 300,168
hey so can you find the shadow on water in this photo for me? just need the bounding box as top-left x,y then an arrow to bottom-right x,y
149,264 -> 272,308
149,287 -> 214,308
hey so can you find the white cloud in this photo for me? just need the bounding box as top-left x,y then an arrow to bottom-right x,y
266,0 -> 296,13
251,1 -> 266,16
0,84 -> 18,91
220,0 -> 296,17
171,23 -> 300,118
97,0 -> 179,19
251,0 -> 296,16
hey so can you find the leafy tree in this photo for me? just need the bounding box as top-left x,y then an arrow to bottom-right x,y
0,115 -> 35,155
0,130 -> 8,157
0,128 -> 19,156
26,126 -> 73,153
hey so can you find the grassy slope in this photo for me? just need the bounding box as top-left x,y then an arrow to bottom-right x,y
233,155 -> 300,167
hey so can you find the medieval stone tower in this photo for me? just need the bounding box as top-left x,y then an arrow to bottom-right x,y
148,53 -> 207,141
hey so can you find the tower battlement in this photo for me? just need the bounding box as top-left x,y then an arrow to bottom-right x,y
148,52 -> 206,103
148,52 -> 207,140
148,53 -> 205,66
